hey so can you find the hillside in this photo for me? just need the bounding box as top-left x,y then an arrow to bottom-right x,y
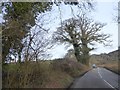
90,49 -> 118,65
90,49 -> 119,74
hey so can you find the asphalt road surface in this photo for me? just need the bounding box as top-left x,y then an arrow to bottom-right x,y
70,67 -> 119,89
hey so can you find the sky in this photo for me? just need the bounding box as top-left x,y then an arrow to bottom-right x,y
0,1 -> 119,60
90,2 -> 118,54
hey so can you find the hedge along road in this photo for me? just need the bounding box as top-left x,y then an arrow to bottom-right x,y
69,67 -> 119,89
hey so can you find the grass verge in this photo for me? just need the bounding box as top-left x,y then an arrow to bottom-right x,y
99,61 -> 119,75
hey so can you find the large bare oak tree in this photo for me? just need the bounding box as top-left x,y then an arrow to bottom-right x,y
53,14 -> 111,65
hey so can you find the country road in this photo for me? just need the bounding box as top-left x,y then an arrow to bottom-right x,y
69,67 -> 120,89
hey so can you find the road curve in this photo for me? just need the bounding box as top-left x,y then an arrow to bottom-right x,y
69,67 -> 119,89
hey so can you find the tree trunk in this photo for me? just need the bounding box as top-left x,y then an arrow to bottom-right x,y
2,54 -> 6,64
18,52 -> 21,63
81,38 -> 90,66
73,42 -> 90,66
73,44 -> 81,62
35,54 -> 38,63
81,53 -> 89,66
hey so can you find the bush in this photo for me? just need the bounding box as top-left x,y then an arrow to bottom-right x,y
51,58 -> 87,77
2,62 -> 52,88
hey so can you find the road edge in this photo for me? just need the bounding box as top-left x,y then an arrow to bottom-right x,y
103,67 -> 120,75
67,69 -> 92,89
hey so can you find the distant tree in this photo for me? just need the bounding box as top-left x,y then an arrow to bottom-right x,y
119,46 -> 120,61
65,49 -> 75,58
53,14 -> 111,65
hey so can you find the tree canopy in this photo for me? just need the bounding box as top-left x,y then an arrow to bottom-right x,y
2,2 -> 53,63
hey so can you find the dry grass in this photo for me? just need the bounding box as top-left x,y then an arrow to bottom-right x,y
45,71 -> 73,88
3,62 -> 51,88
99,61 -> 119,75
3,58 -> 89,88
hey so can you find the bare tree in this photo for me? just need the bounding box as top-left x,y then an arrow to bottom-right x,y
21,23 -> 53,62
53,14 -> 111,65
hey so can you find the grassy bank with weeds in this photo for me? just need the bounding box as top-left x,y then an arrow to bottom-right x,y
99,61 -> 119,75
3,58 -> 89,88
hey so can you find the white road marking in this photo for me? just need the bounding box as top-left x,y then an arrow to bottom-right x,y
97,67 -> 116,90
103,80 -> 115,89
98,68 -> 102,78
99,71 -> 102,78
